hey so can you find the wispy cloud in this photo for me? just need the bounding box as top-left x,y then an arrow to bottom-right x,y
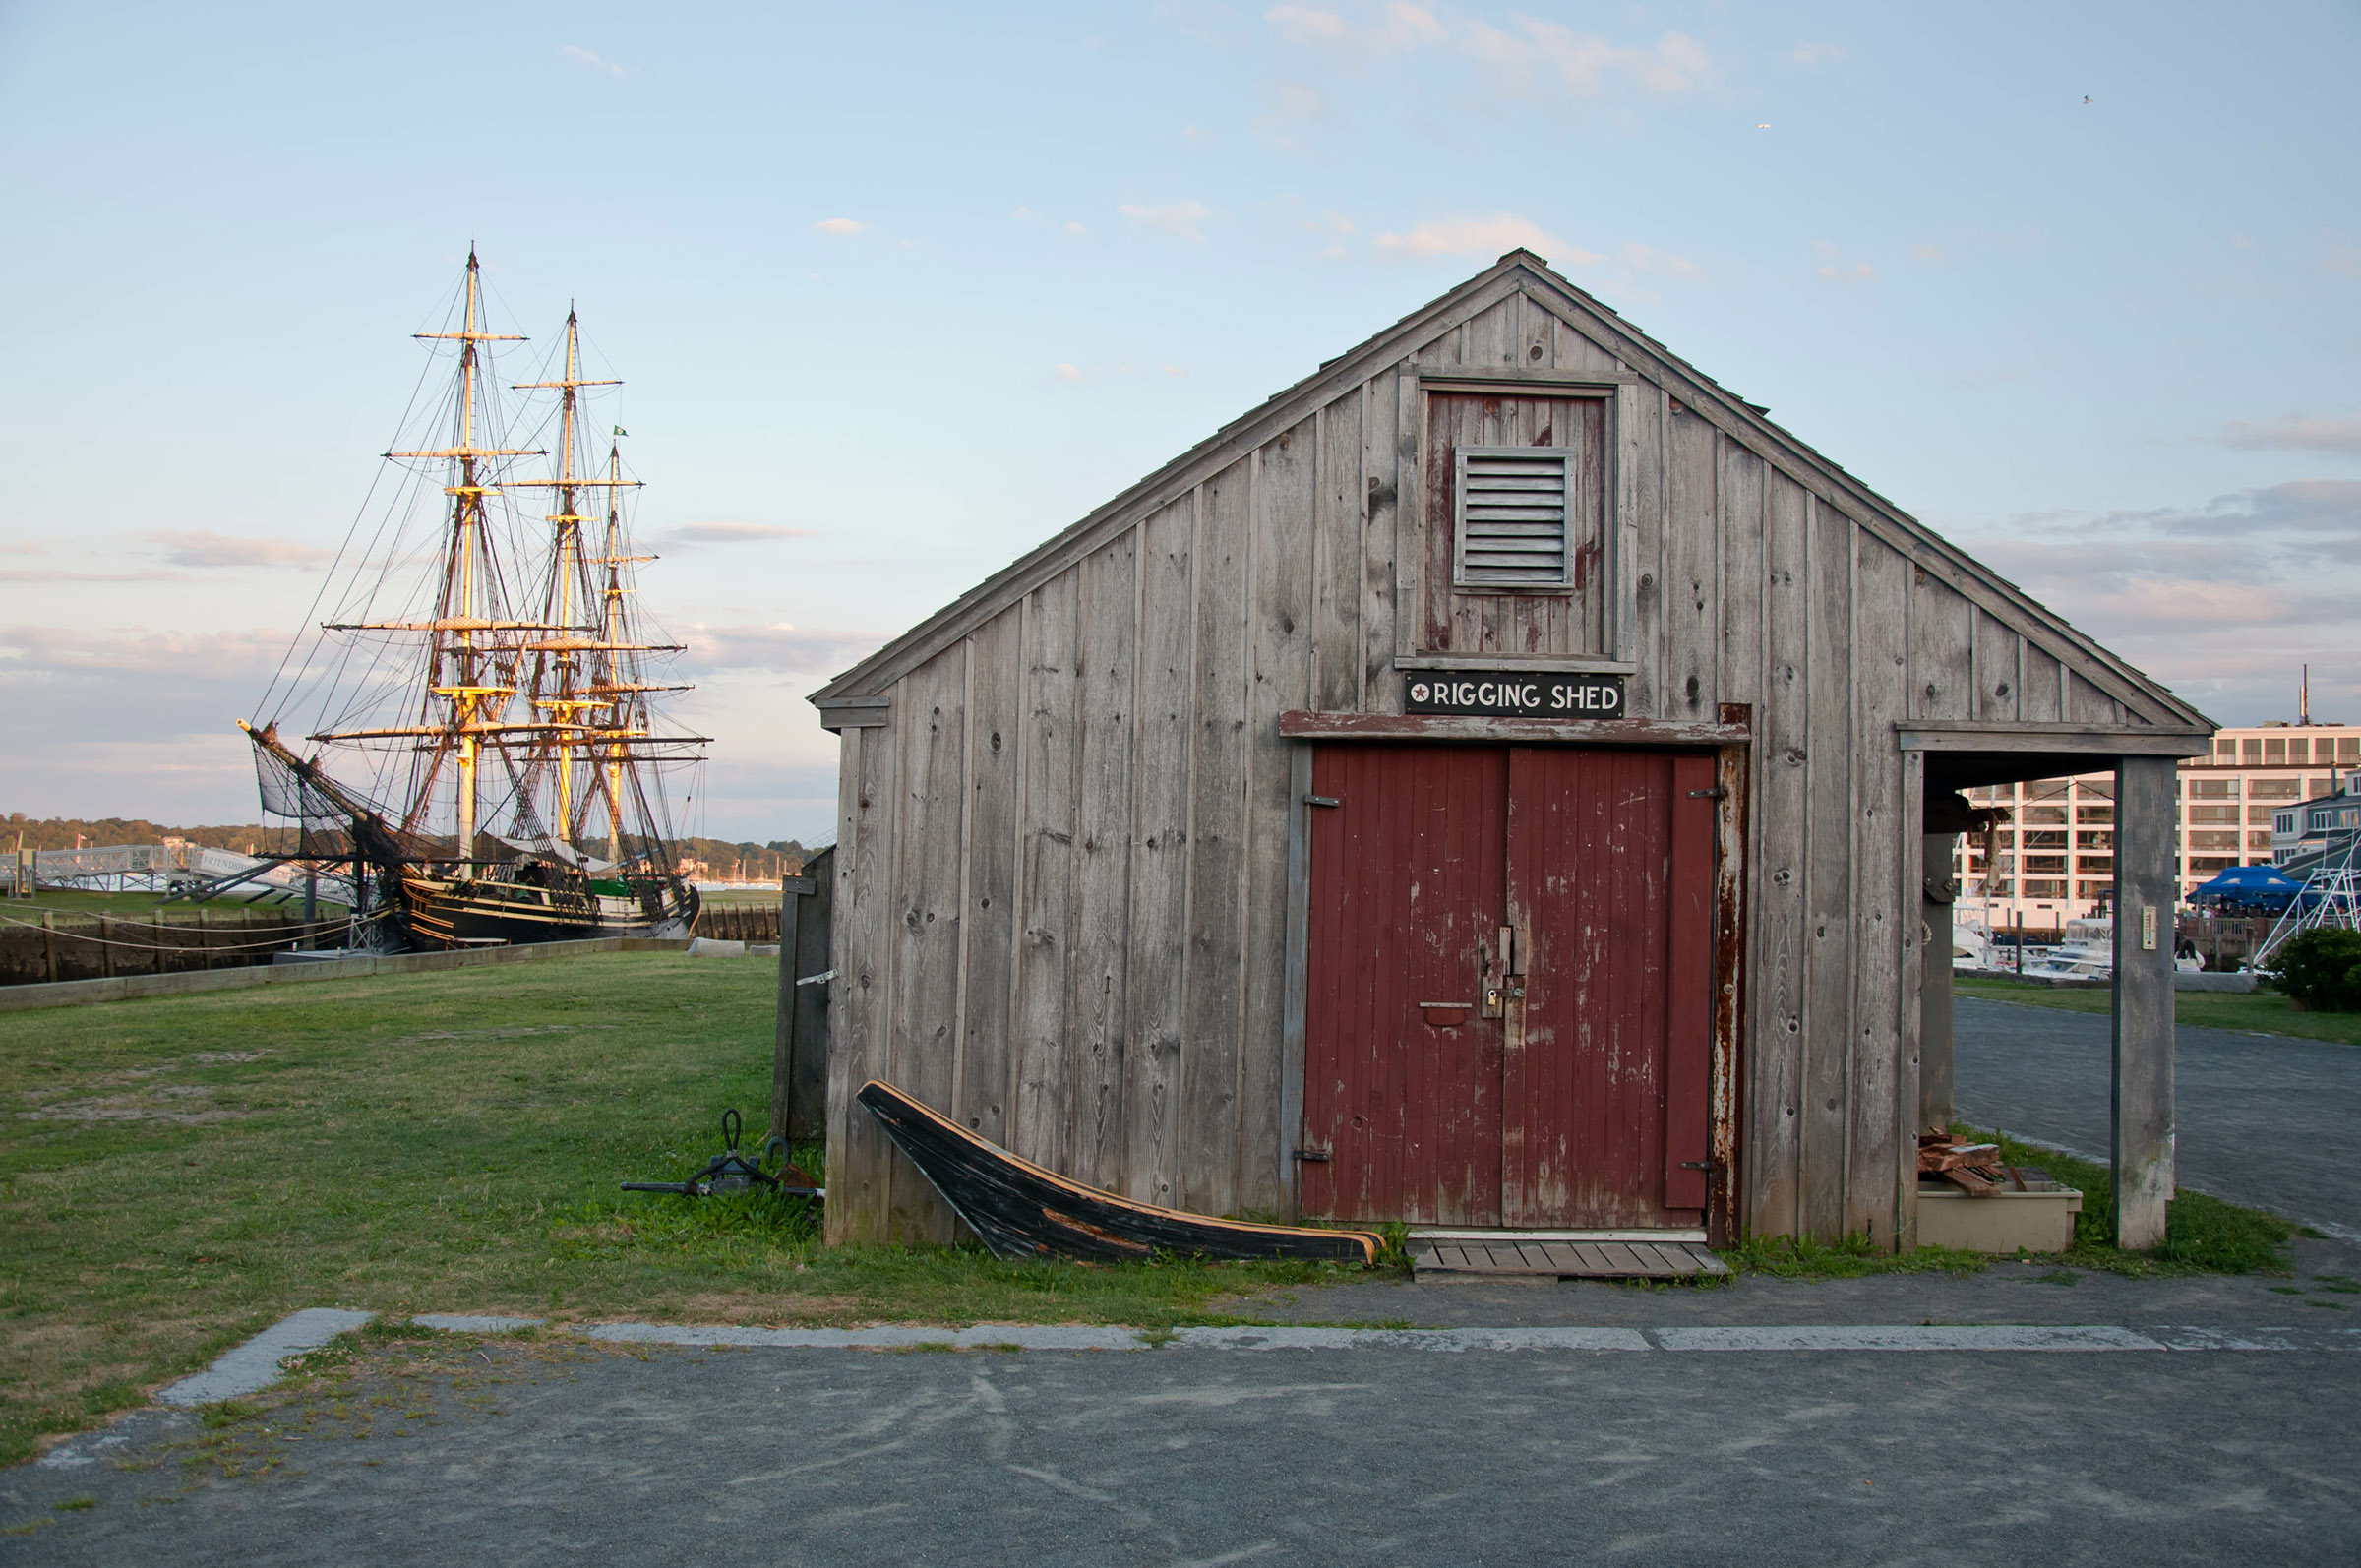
1119,200 -> 1214,240
559,45 -> 626,78
1054,363 -> 1087,384
1968,479 -> 2361,722
657,522 -> 814,547
0,568 -> 191,584
1266,3 -> 1443,53
2222,415 -> 2361,457
144,531 -> 333,569
814,217 -> 867,235
1619,242 -> 1701,279
1789,41 -> 1846,67
1375,211 -> 1584,262
1265,5 -> 1709,98
676,623 -> 886,678
0,624 -> 291,679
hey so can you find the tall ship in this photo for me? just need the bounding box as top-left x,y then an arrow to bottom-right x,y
244,251 -> 704,950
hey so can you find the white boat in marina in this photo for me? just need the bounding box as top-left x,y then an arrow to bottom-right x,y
1951,920 -> 2000,974
2011,915 -> 2205,981
2018,916 -> 2114,981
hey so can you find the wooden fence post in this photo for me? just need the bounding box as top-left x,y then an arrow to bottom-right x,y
2113,754 -> 2177,1250
41,910 -> 57,983
772,874 -> 806,1145
98,914 -> 114,979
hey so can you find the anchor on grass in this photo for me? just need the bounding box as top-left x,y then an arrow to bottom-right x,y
621,1109 -> 824,1199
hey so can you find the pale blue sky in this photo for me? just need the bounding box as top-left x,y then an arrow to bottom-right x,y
2,1 -> 2356,842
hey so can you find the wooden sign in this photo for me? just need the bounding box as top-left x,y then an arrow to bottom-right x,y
1405,671 -> 1627,718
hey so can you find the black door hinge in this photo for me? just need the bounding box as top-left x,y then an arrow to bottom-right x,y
1680,1160 -> 1715,1172
1293,1147 -> 1333,1162
1687,788 -> 1728,800
1302,795 -> 1341,809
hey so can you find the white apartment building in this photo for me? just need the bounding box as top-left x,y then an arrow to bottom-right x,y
1952,721 -> 2361,935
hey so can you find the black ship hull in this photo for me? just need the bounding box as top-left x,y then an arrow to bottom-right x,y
395,867 -> 698,951
857,1078 -> 1381,1265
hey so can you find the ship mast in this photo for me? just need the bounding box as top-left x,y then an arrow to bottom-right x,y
511,308 -> 619,842
395,250 -> 536,862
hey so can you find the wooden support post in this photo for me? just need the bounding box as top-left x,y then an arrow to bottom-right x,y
197,908 -> 212,970
1918,833 -> 1958,1133
98,913 -> 114,980
2113,754 -> 2177,1250
41,910 -> 57,983
772,872 -> 808,1146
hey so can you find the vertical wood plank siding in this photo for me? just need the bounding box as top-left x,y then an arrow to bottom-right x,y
825,283 -> 2183,1244
1070,536 -> 1138,1190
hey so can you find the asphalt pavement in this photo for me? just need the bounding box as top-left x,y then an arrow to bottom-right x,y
7,1324 -> 2358,1566
1955,995 -> 2361,1240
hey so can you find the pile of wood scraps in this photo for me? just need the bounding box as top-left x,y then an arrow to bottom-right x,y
1918,1131 -> 2036,1197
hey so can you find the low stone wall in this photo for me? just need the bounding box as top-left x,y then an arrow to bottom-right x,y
0,910 -> 340,988
0,935 -> 694,1014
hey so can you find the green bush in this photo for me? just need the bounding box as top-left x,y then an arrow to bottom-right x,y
2268,928 -> 2361,1012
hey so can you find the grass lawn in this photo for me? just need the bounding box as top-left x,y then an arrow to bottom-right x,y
1956,976 -> 2361,1048
0,952 -> 1338,1466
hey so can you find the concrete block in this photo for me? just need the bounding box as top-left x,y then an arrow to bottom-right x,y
686,937 -> 748,957
2175,971 -> 2257,994
1916,1186 -> 2083,1254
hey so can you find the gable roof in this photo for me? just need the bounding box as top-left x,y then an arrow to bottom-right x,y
812,252 -> 2208,730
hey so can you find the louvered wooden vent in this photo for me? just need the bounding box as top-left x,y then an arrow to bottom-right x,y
1455,447 -> 1571,587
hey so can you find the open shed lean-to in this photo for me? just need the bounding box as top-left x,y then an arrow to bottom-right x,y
808,251 -> 2211,1254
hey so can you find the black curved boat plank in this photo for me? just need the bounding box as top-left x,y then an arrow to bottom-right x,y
856,1079 -> 1381,1266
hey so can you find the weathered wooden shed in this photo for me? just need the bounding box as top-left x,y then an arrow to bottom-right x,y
810,252 -> 2210,1253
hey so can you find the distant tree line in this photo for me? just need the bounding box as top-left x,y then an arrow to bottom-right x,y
0,813 -> 302,856
1,814 -> 816,880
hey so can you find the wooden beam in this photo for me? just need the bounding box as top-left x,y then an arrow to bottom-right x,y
1417,370 -> 1635,392
771,872 -> 806,1144
1394,654 -> 1638,674
2113,754 -> 2177,1250
1278,710 -> 1747,747
1918,834 -> 1957,1135
1277,744 -> 1314,1222
1896,722 -> 2210,756
816,695 -> 890,731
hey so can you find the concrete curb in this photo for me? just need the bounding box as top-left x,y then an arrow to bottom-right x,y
154,1308 -> 378,1406
142,1310 -> 2361,1414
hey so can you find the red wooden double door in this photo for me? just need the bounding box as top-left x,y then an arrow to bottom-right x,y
1301,745 -> 1718,1228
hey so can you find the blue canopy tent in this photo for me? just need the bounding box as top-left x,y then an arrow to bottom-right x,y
2190,864 -> 2302,911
